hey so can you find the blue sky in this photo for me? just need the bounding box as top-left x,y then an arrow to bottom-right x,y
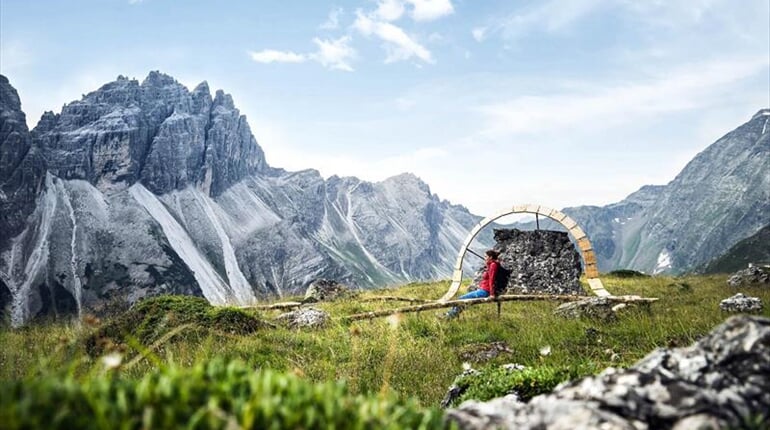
2,0 -> 768,216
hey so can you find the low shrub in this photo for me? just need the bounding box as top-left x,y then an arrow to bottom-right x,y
86,296 -> 267,355
608,270 -> 650,278
448,364 -> 592,407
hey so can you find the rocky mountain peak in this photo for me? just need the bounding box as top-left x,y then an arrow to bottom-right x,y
0,74 -> 44,239
382,172 -> 431,194
213,89 -> 236,110
0,75 -> 24,115
11,71 -> 270,197
141,70 -> 178,88
752,108 -> 770,120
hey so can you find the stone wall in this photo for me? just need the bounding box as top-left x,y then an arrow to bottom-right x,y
472,229 -> 583,295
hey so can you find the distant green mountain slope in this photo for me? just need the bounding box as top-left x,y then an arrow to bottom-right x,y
702,224 -> 770,273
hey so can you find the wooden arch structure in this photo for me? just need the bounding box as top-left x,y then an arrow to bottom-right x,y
440,204 -> 611,302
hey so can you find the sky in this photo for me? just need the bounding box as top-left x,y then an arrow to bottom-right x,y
1,0 -> 769,216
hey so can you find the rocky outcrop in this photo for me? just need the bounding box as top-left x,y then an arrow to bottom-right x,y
0,75 -> 45,240
554,297 -> 621,320
727,265 -> 770,287
458,342 -> 514,363
446,315 -> 770,430
275,307 -> 330,328
303,279 -> 355,303
720,293 -> 763,313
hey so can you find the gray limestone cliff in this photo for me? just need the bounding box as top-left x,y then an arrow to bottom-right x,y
518,111 -> 770,275
0,73 -> 483,325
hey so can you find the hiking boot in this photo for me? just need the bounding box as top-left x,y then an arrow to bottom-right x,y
438,307 -> 461,320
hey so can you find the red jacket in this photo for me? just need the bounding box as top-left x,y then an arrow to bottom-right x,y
479,260 -> 499,295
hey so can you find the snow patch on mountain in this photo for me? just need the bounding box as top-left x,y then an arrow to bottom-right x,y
653,249 -> 672,274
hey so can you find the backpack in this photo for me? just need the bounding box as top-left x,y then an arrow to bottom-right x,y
493,263 -> 511,296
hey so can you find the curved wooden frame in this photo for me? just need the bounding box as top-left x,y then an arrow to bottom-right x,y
440,204 -> 611,301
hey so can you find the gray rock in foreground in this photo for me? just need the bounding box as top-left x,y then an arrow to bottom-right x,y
720,293 -> 763,313
446,315 -> 770,430
303,279 -> 355,303
275,307 -> 330,329
727,265 -> 770,287
553,297 -> 618,320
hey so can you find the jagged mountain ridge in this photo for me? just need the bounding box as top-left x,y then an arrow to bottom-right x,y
521,110 -> 770,274
0,72 -> 483,326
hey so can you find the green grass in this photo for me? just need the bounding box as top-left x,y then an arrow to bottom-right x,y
1,274 -> 769,427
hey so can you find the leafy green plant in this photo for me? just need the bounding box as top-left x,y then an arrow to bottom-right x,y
447,364 -> 593,407
0,359 -> 450,430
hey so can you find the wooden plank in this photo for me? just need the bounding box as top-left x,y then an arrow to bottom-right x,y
583,251 -> 597,265
242,301 -> 303,310
513,204 -> 529,213
550,210 -> 568,222
569,226 -> 587,240
585,263 -> 599,278
452,269 -> 463,282
587,278 -> 611,297
561,216 -> 578,230
577,237 -> 593,252
525,204 -> 541,214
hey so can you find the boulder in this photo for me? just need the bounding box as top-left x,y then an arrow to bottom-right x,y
302,279 -> 355,303
446,315 -> 770,429
275,307 -> 330,329
720,293 -> 763,313
553,297 -> 617,321
727,265 -> 770,287
458,341 -> 514,363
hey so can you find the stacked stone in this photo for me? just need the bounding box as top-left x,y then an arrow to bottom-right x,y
477,228 -> 584,295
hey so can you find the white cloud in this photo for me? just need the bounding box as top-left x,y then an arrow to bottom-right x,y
471,27 -> 487,42
354,11 -> 434,64
128,0 -> 144,4
476,56 -> 769,136
375,0 -> 406,21
311,36 -> 356,71
405,0 -> 454,22
249,50 -> 307,64
248,37 -> 355,71
372,0 -> 454,22
320,7 -> 343,30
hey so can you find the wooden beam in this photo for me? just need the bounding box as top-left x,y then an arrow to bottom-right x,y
361,296 -> 433,303
344,294 -> 657,322
241,301 -> 304,310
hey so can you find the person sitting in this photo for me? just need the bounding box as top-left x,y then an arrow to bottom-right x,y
443,249 -> 500,319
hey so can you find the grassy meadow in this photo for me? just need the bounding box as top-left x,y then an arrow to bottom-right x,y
1,274 -> 769,428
